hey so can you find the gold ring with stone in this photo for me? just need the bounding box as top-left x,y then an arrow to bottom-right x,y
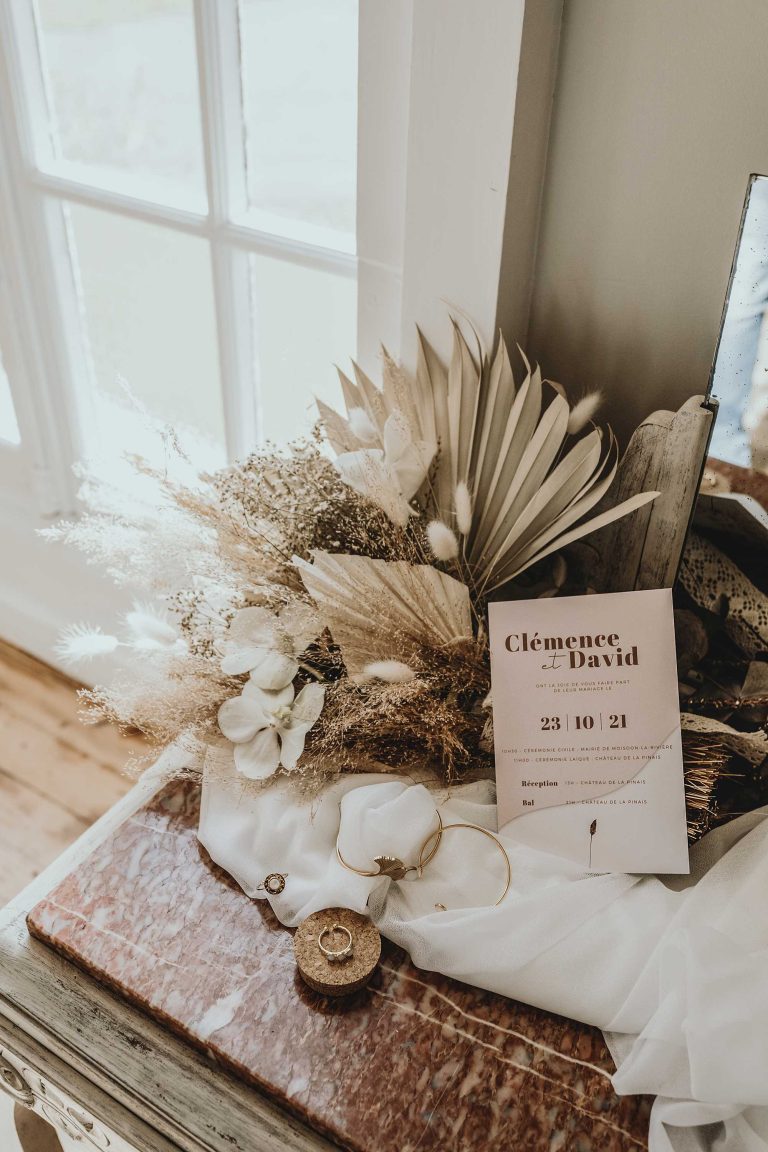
318,923 -> 354,963
257,873 -> 287,895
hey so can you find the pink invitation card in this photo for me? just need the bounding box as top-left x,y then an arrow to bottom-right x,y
488,589 -> 689,873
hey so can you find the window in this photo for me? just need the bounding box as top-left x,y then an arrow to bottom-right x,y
0,0 -> 358,502
0,0 -> 556,665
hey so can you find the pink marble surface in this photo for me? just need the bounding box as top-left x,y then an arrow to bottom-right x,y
28,780 -> 652,1151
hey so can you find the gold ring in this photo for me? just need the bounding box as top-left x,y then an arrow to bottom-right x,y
336,809 -> 444,881
417,822 -> 511,909
257,873 -> 287,895
318,923 -> 354,963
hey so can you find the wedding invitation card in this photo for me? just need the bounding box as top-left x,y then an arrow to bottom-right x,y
488,589 -> 689,874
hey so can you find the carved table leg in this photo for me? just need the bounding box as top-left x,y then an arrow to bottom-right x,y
0,1092 -> 21,1150
0,1052 -> 32,1150
1,1044 -> 135,1150
14,1102 -> 64,1150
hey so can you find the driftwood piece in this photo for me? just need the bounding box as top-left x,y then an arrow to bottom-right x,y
595,395 -> 714,592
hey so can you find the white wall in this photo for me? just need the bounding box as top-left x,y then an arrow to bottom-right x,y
527,0 -> 768,445
357,0 -> 563,376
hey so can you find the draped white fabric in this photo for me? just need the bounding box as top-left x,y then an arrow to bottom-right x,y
198,756 -> 768,1152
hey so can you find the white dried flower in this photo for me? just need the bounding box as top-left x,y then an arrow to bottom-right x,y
220,602 -> 319,689
218,680 -> 325,779
56,624 -> 119,664
567,392 -> 602,435
454,481 -> 473,535
347,406 -> 378,444
362,660 -> 416,684
336,410 -> 434,527
426,520 -> 459,562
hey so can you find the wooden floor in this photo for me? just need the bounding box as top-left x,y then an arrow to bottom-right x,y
0,641 -> 144,907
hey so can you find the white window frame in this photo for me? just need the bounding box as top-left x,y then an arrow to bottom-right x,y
0,0 -> 562,670
358,0 -> 564,377
0,0 -> 357,498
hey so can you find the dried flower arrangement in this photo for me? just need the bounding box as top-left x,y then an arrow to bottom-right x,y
49,323 -> 658,789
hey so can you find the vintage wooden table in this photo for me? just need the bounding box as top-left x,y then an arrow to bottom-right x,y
0,762 -> 655,1152
0,391 -> 718,1147
1,397 -> 720,1152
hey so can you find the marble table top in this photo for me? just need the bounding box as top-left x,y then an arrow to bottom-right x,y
27,780 -> 651,1152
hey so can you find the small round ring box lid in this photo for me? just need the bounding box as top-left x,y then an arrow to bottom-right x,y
294,907 -> 381,997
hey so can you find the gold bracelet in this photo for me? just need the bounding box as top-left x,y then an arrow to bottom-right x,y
417,821 -> 511,909
336,809 -> 444,882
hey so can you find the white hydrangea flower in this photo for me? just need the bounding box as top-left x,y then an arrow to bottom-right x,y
220,602 -> 319,689
218,680 -> 325,780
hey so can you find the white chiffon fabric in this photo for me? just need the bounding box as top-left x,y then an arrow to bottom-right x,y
198,756 -> 768,1152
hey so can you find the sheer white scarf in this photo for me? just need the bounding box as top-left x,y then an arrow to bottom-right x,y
199,760 -> 768,1152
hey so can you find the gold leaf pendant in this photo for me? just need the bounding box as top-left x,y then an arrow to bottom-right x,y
373,855 -> 409,881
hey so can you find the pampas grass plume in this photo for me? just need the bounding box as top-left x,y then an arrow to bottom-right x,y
56,623 -> 119,664
125,602 -> 179,650
426,519 -> 459,561
567,392 -> 602,435
454,482 -> 473,535
363,660 -> 416,683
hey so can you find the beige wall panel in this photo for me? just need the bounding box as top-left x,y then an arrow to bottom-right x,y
527,0 -> 768,444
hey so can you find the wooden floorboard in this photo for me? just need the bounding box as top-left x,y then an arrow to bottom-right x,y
0,640 -> 143,906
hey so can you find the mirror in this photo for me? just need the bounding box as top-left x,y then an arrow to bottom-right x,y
708,174 -> 768,472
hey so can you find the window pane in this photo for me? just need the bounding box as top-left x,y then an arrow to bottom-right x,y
239,0 -> 357,241
250,255 -> 356,444
66,202 -> 225,465
36,0 -> 206,209
0,348 -> 21,446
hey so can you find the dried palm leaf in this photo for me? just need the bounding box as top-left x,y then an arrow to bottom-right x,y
319,323 -> 658,591
293,551 -> 472,674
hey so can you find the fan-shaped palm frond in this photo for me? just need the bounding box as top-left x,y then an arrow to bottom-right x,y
293,551 -> 472,674
318,323 -> 657,590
